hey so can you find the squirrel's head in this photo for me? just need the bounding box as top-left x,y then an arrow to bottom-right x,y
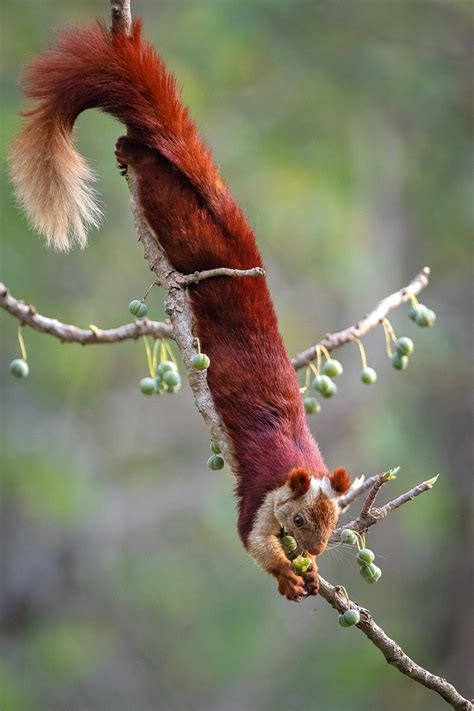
274,467 -> 351,555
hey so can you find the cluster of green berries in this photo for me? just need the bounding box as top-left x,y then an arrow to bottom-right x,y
140,360 -> 182,395
207,440 -> 225,470
391,336 -> 414,371
304,358 -> 343,414
303,300 -> 437,412
338,609 -> 360,627
341,529 -> 382,584
357,548 -> 382,583
131,293 -> 211,395
409,302 -> 436,328
129,299 -> 149,318
10,358 -> 29,379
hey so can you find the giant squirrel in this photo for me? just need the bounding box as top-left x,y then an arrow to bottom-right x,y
9,18 -> 351,601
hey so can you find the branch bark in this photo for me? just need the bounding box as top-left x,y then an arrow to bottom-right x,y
317,577 -> 472,710
110,0 -> 131,31
180,266 -> 265,285
291,266 -> 431,370
0,281 -> 172,344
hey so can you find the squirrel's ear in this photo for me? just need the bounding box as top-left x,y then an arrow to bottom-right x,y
330,467 -> 351,495
288,468 -> 312,498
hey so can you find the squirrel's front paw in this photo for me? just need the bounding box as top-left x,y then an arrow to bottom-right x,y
272,565 -> 306,602
302,563 -> 319,596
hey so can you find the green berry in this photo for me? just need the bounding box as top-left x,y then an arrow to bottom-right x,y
415,305 -> 436,327
313,374 -> 333,394
293,555 -> 311,573
10,358 -> 29,378
304,396 -> 321,414
281,534 -> 298,554
395,337 -> 414,356
342,609 -> 360,626
207,454 -> 225,471
341,529 -> 358,545
339,614 -> 351,627
360,367 -> 377,384
409,304 -> 421,322
139,376 -> 156,395
322,359 -> 343,378
162,370 -> 181,387
366,565 -> 382,583
391,353 -> 409,370
166,381 -> 182,394
426,308 -> 436,326
192,353 -> 211,371
321,380 -> 337,398
420,307 -> 436,327
210,440 -> 221,454
360,563 -> 382,583
360,563 -> 377,579
156,360 -> 177,376
128,299 -> 148,318
357,548 -> 375,566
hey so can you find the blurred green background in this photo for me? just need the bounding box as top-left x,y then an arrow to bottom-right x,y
1,1 -> 472,710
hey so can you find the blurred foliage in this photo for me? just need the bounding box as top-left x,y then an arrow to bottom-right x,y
0,1 -> 472,710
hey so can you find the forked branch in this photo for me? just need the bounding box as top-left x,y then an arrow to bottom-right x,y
332,471 -> 438,541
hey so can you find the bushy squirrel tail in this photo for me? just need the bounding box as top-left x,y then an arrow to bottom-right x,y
9,19 -> 248,251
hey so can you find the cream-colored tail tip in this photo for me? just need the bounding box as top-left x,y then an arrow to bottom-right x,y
9,117 -> 102,251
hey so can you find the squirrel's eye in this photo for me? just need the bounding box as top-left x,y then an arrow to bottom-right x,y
293,514 -> 305,528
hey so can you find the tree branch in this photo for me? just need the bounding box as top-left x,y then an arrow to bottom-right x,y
179,266 -> 265,285
317,577 -> 472,710
0,282 -> 172,344
291,266 -> 431,370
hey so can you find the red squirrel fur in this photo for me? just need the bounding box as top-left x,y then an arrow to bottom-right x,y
9,19 -> 351,601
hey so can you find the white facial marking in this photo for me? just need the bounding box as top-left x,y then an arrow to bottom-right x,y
309,475 -> 337,501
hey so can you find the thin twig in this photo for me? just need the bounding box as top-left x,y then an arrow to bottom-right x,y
360,472 -> 392,517
291,266 -> 431,370
0,282 -> 172,344
180,266 -> 265,285
110,0 -> 131,32
377,475 -> 439,518
338,474 -> 379,511
317,577 -> 473,710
